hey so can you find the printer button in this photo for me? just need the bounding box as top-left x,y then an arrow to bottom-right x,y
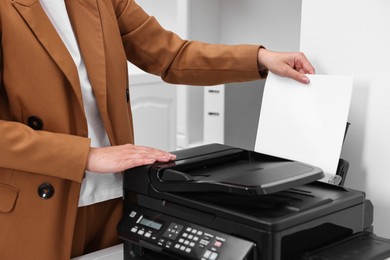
129,211 -> 137,218
203,250 -> 212,258
209,252 -> 218,260
213,240 -> 223,248
165,241 -> 172,249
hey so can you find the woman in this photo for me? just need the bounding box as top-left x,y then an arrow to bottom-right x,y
0,0 -> 314,258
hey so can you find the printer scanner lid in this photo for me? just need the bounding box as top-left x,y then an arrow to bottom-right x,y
148,144 -> 324,196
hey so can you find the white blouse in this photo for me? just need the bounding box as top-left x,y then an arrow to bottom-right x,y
40,0 -> 123,207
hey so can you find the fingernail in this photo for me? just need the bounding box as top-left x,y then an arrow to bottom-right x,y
303,77 -> 310,84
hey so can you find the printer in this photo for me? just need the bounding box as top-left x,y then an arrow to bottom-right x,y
117,143 -> 390,260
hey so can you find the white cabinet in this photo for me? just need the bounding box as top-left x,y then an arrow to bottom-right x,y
129,72 -> 177,151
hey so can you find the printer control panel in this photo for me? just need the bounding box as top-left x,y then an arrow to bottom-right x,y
118,204 -> 254,260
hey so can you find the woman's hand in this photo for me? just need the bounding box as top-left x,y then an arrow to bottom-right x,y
86,144 -> 176,173
257,48 -> 315,84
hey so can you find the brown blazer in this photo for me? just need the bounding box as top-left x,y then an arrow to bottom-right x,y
0,0 -> 261,258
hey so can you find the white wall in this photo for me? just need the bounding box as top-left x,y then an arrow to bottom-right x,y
217,0 -> 303,149
219,0 -> 302,51
301,0 -> 390,238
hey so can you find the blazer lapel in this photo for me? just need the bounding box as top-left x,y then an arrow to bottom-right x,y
12,0 -> 84,111
65,0 -> 110,129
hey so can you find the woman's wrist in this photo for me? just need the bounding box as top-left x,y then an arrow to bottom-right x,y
257,47 -> 269,78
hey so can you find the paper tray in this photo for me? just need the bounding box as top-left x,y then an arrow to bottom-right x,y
303,231 -> 390,260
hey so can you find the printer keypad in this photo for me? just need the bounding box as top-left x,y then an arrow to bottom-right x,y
171,226 -> 209,255
174,228 -> 199,254
171,226 -> 224,259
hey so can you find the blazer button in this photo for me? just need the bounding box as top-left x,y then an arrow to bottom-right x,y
38,183 -> 55,199
126,88 -> 130,103
27,116 -> 43,130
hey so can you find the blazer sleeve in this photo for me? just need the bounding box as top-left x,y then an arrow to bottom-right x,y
115,0 -> 263,86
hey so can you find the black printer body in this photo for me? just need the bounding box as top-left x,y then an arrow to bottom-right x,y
118,144 -> 390,260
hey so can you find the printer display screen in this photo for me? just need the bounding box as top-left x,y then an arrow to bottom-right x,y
139,216 -> 163,231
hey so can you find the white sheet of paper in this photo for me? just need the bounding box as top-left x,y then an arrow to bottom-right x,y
255,73 -> 353,177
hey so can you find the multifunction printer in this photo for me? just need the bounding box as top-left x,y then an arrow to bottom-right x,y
117,144 -> 390,260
